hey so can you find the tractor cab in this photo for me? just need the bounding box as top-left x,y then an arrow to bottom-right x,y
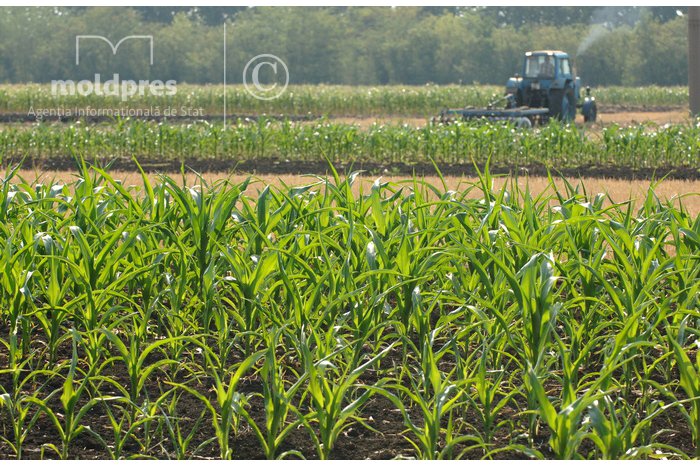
523,52 -> 573,80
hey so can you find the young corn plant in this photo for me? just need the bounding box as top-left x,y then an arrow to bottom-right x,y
163,175 -> 249,332
29,231 -> 74,365
168,349 -> 264,459
481,248 -> 562,439
27,330 -> 117,459
525,364 -> 597,459
100,329 -> 191,412
98,396 -> 160,459
239,328 -> 308,459
459,334 -> 519,447
299,335 -> 395,460
584,394 -> 682,459
667,330 -> 700,457
1,225 -> 36,386
158,390 -> 210,460
0,375 -> 48,459
374,331 -> 474,459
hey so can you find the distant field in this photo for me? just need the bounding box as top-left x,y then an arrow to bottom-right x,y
0,84 -> 689,118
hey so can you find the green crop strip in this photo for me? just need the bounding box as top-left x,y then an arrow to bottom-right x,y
0,161 -> 698,459
0,84 -> 689,117
1,119 -> 699,171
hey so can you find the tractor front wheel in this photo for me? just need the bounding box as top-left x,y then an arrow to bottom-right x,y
549,88 -> 576,122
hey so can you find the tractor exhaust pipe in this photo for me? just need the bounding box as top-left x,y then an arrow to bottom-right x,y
690,6 -> 700,116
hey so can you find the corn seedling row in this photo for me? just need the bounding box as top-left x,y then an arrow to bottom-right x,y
0,161 -> 698,459
0,84 -> 689,117
1,119 -> 699,170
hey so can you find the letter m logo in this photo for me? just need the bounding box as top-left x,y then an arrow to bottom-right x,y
75,35 -> 154,65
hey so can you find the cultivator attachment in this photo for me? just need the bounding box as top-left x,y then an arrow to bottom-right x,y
434,94 -> 549,127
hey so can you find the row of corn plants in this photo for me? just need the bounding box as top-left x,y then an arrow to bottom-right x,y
0,84 -> 688,117
1,119 -> 699,169
0,160 -> 698,459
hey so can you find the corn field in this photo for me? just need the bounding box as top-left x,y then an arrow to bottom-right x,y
1,119 -> 699,171
0,161 -> 698,459
0,84 -> 689,117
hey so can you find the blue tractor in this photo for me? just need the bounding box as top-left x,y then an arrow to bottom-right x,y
506,50 -> 597,123
438,50 -> 597,126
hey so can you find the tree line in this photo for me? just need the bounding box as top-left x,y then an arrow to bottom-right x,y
0,6 -> 688,87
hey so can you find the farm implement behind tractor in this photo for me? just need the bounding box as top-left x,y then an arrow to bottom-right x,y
438,50 -> 598,126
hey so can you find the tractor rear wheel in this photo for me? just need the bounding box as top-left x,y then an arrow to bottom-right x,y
549,88 -> 576,122
583,101 -> 597,122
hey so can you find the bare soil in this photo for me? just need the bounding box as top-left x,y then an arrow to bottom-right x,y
0,106 -> 691,128
325,106 -> 693,128
0,336 -> 695,460
14,171 -> 700,217
318,109 -> 692,129
8,155 -> 699,182
592,109 -> 690,126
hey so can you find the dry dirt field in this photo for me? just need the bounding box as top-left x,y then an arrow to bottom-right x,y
328,109 -> 692,129
16,170 -> 700,217
594,109 -> 690,126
